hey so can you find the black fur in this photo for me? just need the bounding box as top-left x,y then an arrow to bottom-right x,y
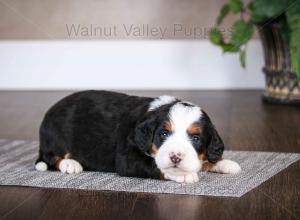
200,111 -> 225,163
36,90 -> 224,179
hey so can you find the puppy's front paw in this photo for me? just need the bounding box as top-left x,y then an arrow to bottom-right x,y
164,172 -> 199,183
59,159 -> 83,174
215,159 -> 241,174
183,173 -> 199,183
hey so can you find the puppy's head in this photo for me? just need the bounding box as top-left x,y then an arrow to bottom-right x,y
134,98 -> 224,176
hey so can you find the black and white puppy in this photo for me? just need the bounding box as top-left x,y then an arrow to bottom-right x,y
35,90 -> 241,183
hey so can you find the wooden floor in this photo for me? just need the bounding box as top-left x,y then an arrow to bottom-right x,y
0,90 -> 299,220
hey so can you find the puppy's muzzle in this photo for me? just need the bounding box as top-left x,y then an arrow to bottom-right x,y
169,152 -> 183,164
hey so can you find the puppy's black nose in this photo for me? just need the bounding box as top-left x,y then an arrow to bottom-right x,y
170,153 -> 182,164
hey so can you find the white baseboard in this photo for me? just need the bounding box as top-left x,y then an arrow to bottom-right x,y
0,40 -> 265,90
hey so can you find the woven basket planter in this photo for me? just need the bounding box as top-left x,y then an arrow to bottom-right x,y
258,21 -> 300,105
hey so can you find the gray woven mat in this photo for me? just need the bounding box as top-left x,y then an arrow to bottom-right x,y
0,139 -> 299,197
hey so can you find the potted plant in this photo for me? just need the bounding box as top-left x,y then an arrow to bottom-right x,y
209,0 -> 300,104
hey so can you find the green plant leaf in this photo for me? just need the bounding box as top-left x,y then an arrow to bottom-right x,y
219,20 -> 253,54
209,28 -> 224,45
217,4 -> 230,25
250,0 -> 288,23
221,43 -> 240,52
239,48 -> 246,68
286,0 -> 300,79
229,0 -> 243,13
231,20 -> 254,47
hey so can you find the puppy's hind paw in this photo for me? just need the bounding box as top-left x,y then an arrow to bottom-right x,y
59,159 -> 83,174
215,159 -> 242,174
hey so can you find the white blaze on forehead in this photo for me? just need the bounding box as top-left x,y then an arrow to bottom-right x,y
148,95 -> 176,111
169,102 -> 202,133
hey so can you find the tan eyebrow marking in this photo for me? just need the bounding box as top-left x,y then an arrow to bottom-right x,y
164,120 -> 173,132
187,122 -> 202,134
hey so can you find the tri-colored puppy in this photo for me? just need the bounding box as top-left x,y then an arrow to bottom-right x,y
35,91 -> 241,183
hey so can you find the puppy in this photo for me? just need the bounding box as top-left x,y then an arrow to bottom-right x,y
35,90 -> 241,183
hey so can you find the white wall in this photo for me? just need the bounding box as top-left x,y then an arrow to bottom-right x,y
0,40 -> 265,90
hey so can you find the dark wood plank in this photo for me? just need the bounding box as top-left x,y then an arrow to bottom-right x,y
0,187 -> 139,220
257,161 -> 300,218
0,186 -> 37,217
0,90 -> 299,220
131,185 -> 299,220
1,179 -> 299,220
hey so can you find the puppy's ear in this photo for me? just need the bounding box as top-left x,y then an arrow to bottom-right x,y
205,125 -> 224,163
133,115 -> 157,152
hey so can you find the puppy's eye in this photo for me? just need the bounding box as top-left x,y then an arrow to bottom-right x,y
159,130 -> 170,139
192,135 -> 200,142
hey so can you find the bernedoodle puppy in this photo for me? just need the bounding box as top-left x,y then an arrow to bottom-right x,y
35,90 -> 241,183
